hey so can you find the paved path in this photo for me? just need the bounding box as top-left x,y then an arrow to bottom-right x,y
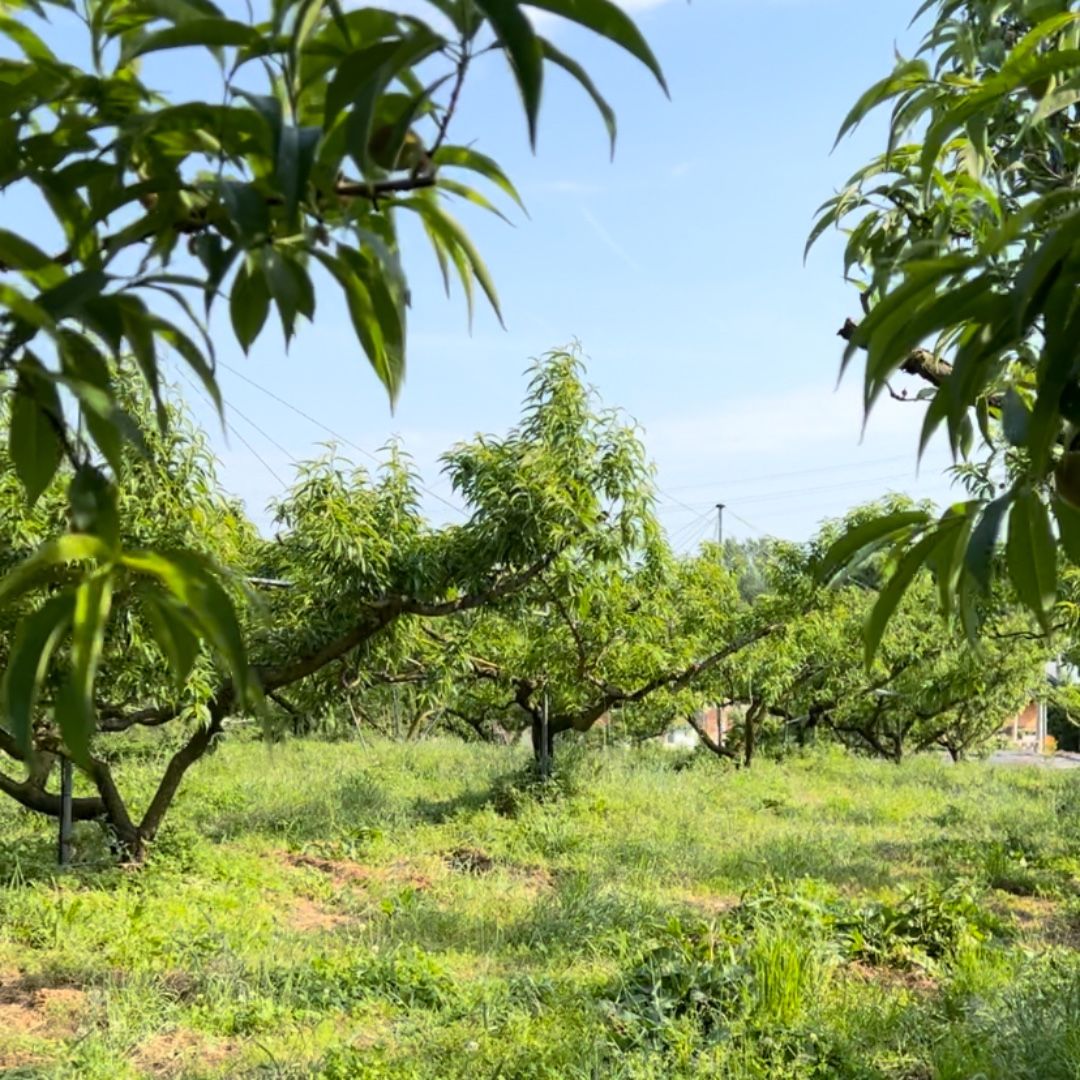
987,749 -> 1080,769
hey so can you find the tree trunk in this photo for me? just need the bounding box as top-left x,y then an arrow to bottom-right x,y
530,713 -> 555,770
744,700 -> 763,768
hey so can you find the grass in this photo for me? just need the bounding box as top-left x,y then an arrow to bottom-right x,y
2,738 -> 1080,1077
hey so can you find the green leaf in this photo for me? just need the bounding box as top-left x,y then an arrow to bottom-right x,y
1007,488 -> 1058,630
324,31 -> 442,175
0,229 -> 53,273
128,17 -> 260,59
1054,495 -> 1080,565
235,89 -> 285,171
928,504 -> 975,618
312,249 -> 400,399
121,549 -> 253,707
230,256 -> 271,353
56,572 -> 114,764
437,178 -> 513,224
527,0 -> 666,93
833,59 -> 929,148
141,589 -> 200,692
401,198 -> 503,327
817,509 -> 930,584
262,247 -> 313,343
0,13 -> 56,61
472,0 -> 544,146
38,269 -> 111,322
432,145 -> 526,212
1002,388 -> 1032,447
118,296 -> 165,429
69,465 -> 120,550
964,491 -> 1013,592
221,180 -> 272,247
539,38 -> 617,157
277,125 -> 321,225
865,529 -> 949,666
191,234 -> 240,316
323,40 -> 402,127
0,283 -> 58,342
0,534 -> 112,609
58,332 -> 145,476
3,592 -> 76,756
153,320 -> 220,412
10,368 -> 63,505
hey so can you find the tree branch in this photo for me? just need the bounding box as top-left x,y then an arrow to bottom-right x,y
137,702 -> 226,842
686,710 -> 736,759
838,319 -> 955,387
551,622 -> 781,736
383,552 -> 558,618
0,767 -> 105,820
11,175 -> 439,274
97,703 -> 182,733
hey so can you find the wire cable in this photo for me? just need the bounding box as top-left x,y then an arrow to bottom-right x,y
177,370 -> 289,490
217,360 -> 467,518
660,453 -> 919,494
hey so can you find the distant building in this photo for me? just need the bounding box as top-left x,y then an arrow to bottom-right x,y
659,705 -> 736,750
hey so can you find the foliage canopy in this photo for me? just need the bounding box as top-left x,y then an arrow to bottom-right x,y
0,0 -> 665,760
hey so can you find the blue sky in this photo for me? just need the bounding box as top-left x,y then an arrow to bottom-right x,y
20,0 -> 963,546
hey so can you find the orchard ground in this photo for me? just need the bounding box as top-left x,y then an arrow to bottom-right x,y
3,739 -> 1080,1078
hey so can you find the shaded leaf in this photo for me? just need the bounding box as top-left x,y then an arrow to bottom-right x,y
1007,488 -> 1057,630
10,368 -> 63,505
3,592 -> 75,756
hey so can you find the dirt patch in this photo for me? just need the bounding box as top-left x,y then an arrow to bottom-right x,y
445,847 -> 497,874
442,848 -> 553,893
680,892 -> 740,918
279,850 -> 432,891
846,961 -> 937,994
0,970 -> 87,1038
0,1045 -> 51,1071
994,894 -> 1080,949
518,864 -> 554,892
132,1029 -> 237,1077
287,895 -> 355,933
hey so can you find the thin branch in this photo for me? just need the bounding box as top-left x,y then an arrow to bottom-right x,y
8,175 -> 439,274
686,710 -> 736,760
385,552 -> 558,618
550,622 -> 781,736
97,703 -> 181,733
429,42 -> 469,162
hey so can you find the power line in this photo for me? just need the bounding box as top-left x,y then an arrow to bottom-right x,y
675,513 -> 714,553
667,508 -> 714,550
742,480 -> 963,525
221,396 -> 299,466
656,469 -> 947,514
216,360 -> 468,519
177,370 -> 289,490
724,508 -> 770,538
725,470 -> 941,508
660,453 -> 918,494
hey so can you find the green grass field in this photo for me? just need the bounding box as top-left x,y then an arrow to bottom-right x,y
3,739 -> 1080,1078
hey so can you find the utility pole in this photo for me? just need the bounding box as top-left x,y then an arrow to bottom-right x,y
58,757 -> 73,867
715,503 -> 725,545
